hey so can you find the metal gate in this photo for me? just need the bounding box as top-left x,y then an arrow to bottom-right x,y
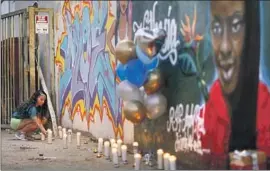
1,7 -> 55,127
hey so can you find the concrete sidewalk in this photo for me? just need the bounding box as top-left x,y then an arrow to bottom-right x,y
1,129 -> 153,171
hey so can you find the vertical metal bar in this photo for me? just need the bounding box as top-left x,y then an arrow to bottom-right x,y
34,9 -> 39,91
11,16 -> 15,123
0,19 -> 1,123
37,43 -> 40,90
4,18 -> 8,124
9,16 -> 12,124
5,17 -> 8,124
3,18 -> 6,124
0,19 -> 2,121
49,9 -> 55,109
8,16 -> 12,123
3,19 -> 6,124
7,17 -> 10,124
23,12 -> 29,99
2,19 -> 6,124
1,19 -> 4,122
19,14 -> 23,104
36,25 -> 40,90
28,7 -> 36,97
9,16 -> 12,123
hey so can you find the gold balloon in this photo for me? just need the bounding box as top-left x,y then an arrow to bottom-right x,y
123,100 -> 146,124
115,40 -> 136,64
144,69 -> 163,95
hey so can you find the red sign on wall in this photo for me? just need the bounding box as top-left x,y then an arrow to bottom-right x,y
35,15 -> 49,34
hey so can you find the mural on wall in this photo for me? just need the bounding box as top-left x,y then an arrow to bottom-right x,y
132,0 -> 270,169
194,1 -> 270,169
133,1 -> 179,66
107,0 -> 132,55
53,0 -> 270,168
132,0 -> 213,161
55,0 -> 133,138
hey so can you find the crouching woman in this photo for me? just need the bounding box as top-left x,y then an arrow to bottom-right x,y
10,90 -> 48,140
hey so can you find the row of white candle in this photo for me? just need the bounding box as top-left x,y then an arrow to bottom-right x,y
44,127 -> 176,170
97,138 -> 141,170
157,149 -> 177,170
63,132 -> 81,149
132,142 -> 176,170
57,126 -> 82,148
41,127 -> 82,149
57,126 -> 72,140
96,138 -> 177,170
131,142 -> 176,170
97,138 -> 128,167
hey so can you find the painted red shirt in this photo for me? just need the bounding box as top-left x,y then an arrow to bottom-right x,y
198,80 -> 270,159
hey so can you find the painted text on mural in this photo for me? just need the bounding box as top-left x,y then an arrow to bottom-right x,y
133,1 -> 179,66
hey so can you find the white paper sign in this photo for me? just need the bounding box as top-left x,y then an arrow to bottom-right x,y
35,15 -> 49,34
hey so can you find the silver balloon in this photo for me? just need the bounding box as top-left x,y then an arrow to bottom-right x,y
139,86 -> 146,99
122,100 -> 129,107
144,93 -> 167,120
117,80 -> 143,102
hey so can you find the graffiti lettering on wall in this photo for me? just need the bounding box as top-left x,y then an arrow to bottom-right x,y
55,1 -> 125,138
167,103 -> 204,154
133,1 -> 179,65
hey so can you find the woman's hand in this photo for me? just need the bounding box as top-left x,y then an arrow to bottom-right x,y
42,130 -> 47,136
33,116 -> 47,136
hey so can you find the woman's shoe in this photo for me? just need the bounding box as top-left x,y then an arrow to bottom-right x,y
15,132 -> 27,141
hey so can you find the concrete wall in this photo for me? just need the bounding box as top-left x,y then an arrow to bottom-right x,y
54,1 -> 134,143
54,1 -> 270,169
1,0 -> 135,142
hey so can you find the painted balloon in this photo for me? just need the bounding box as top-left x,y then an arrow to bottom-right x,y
115,40 -> 136,64
123,100 -> 146,124
144,69 -> 163,95
144,93 -> 167,120
117,80 -> 143,102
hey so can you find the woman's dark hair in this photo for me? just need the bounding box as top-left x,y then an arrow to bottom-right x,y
15,90 -> 48,118
229,0 -> 260,151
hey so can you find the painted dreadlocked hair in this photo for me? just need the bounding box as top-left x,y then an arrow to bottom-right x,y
14,90 -> 48,118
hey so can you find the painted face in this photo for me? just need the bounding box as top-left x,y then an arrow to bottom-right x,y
37,94 -> 46,106
211,1 -> 245,95
120,0 -> 128,14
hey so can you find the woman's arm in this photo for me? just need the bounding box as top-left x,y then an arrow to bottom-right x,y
42,117 -> 48,125
29,107 -> 47,135
32,116 -> 47,135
